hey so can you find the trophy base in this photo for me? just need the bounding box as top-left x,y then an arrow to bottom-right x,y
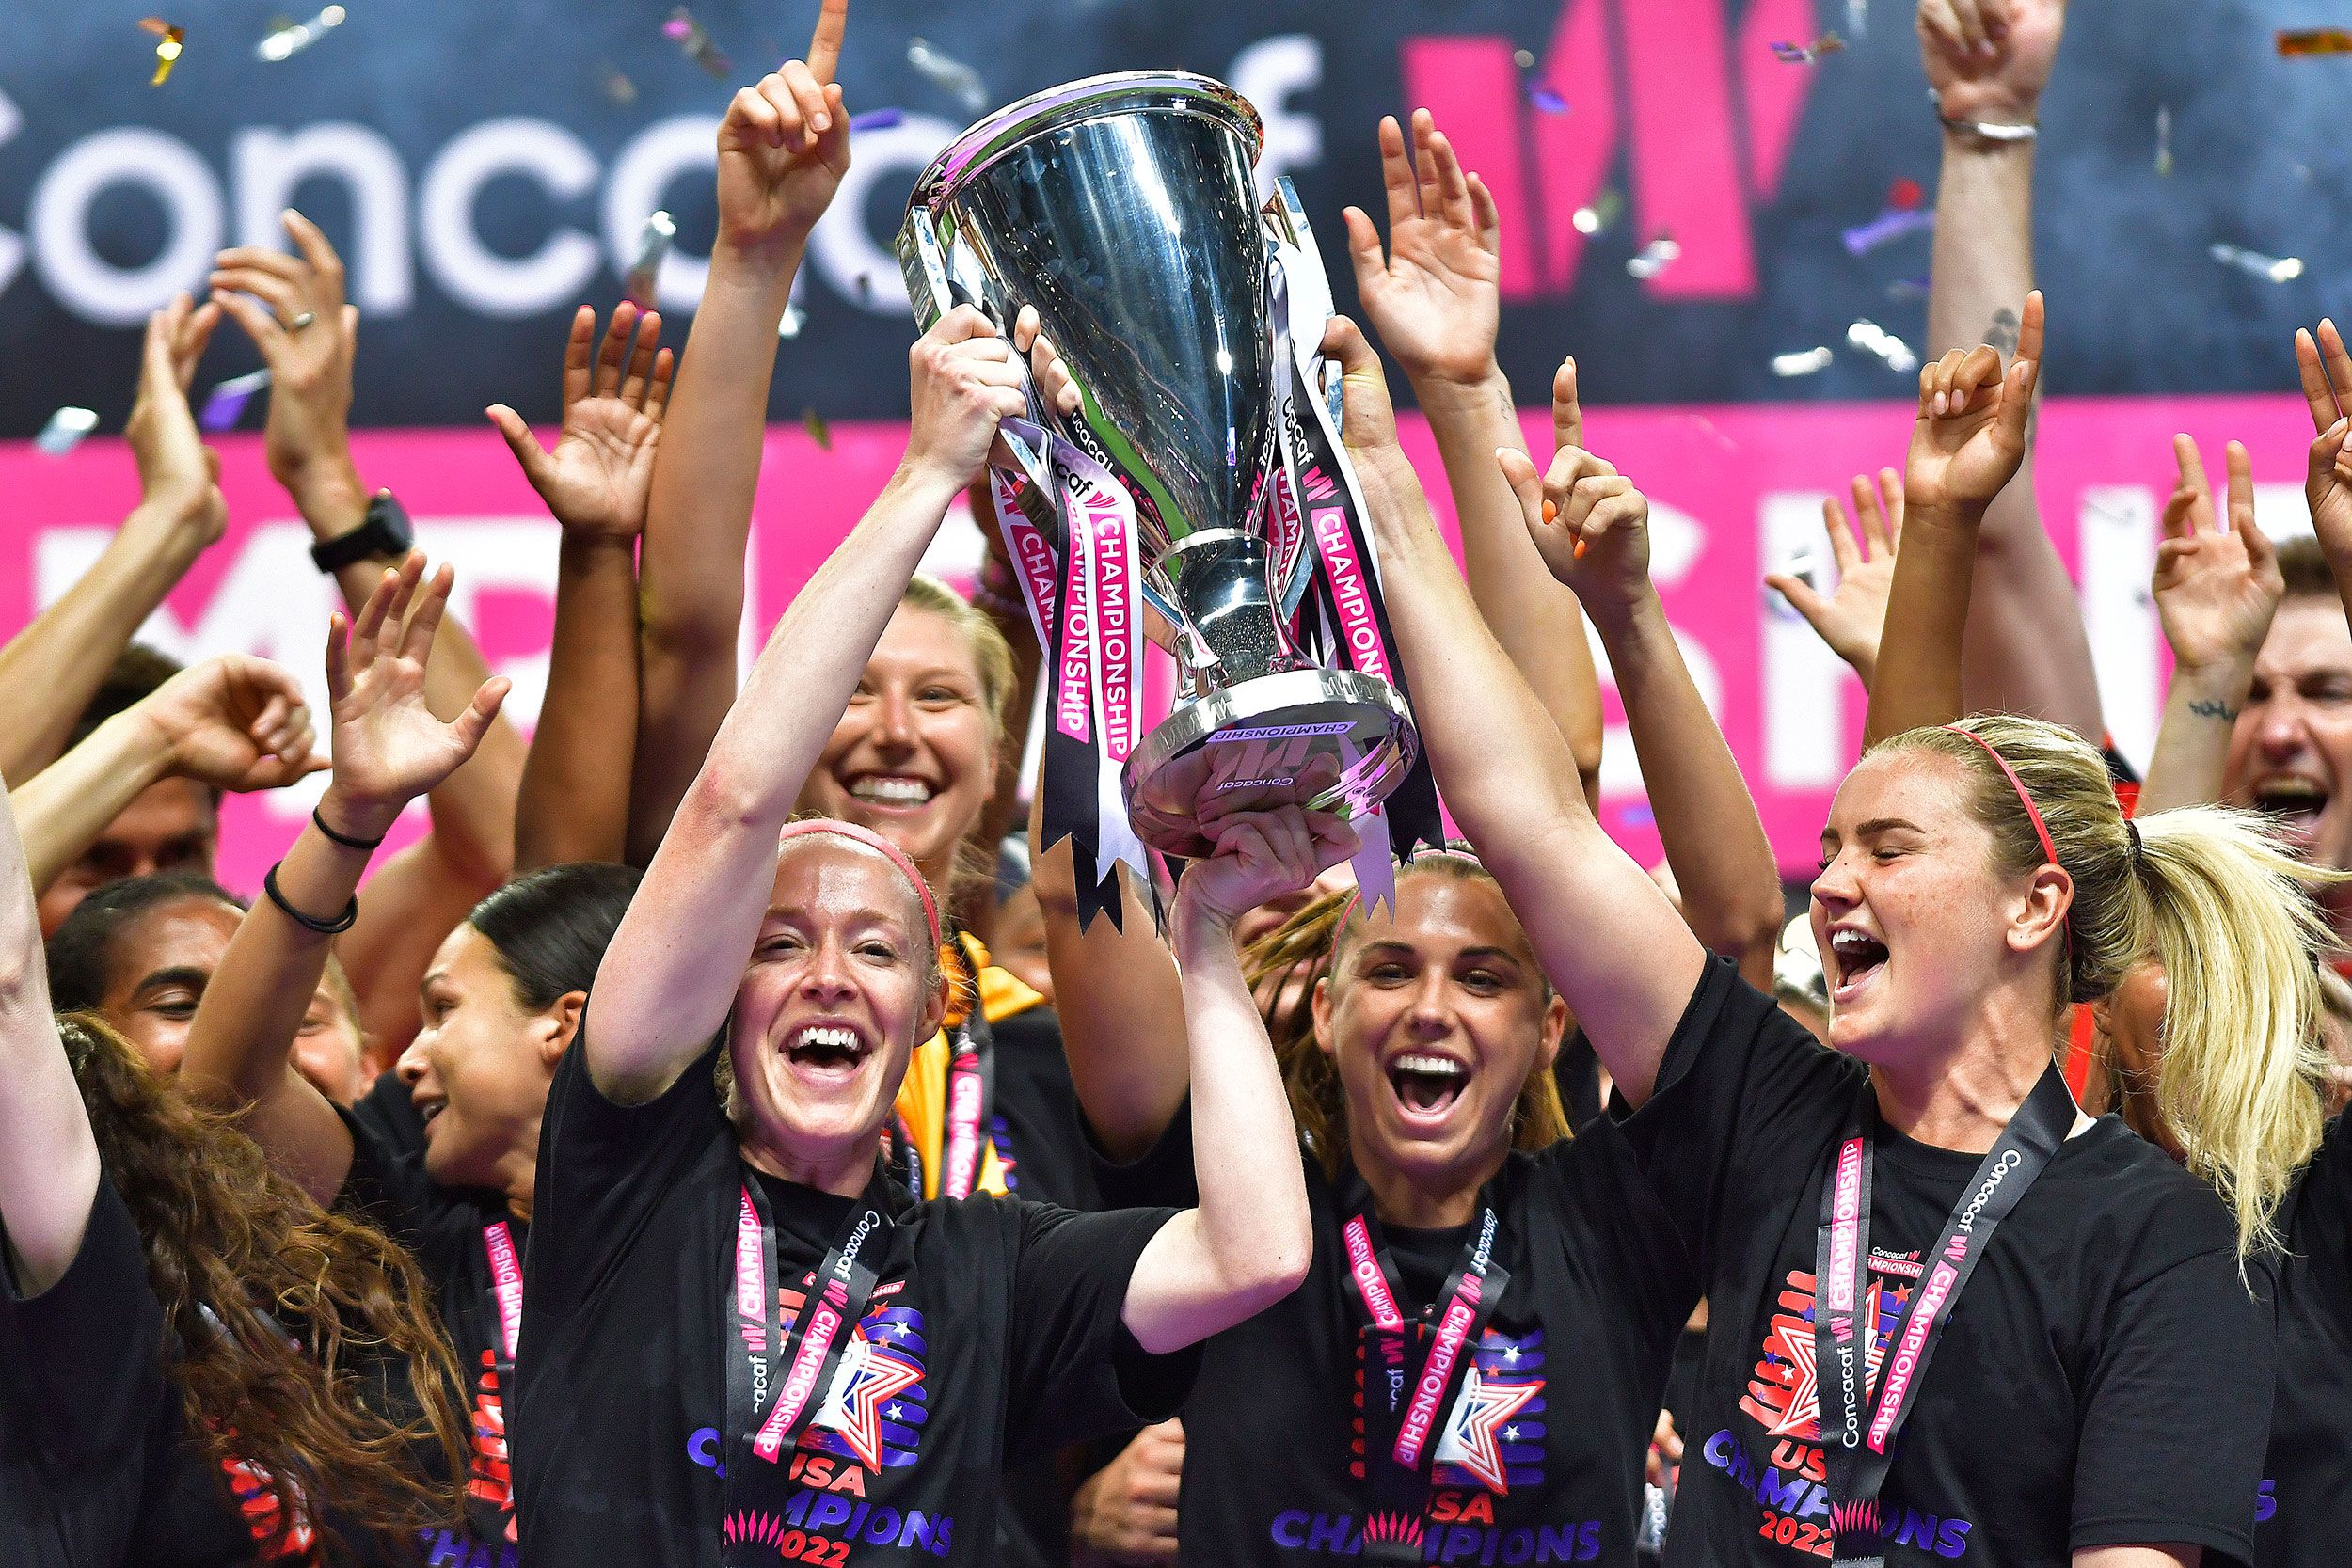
1122,668 -> 1419,860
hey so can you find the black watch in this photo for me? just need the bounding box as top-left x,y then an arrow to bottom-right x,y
310,489 -> 413,574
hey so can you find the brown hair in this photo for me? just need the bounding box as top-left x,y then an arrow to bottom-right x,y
2274,535 -> 2338,604
1878,716 -> 2340,1257
1245,853 -> 1570,1181
59,1014 -> 469,1556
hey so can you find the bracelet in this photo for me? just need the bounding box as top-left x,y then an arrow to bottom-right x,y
311,806 -> 386,850
1928,90 -> 2038,142
263,864 -> 359,935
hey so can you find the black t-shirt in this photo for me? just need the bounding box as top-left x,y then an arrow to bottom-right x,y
1622,958 -> 2272,1566
2258,1111 -> 2352,1567
511,1024 -> 1196,1568
1097,1101 -> 1699,1566
1,1174 -> 176,1568
338,1077 -> 526,1568
985,1004 -> 1097,1211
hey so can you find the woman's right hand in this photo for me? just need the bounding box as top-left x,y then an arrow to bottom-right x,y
1175,805 -> 1359,937
714,0 -> 851,263
122,291 -> 227,548
902,306 -> 1032,492
1769,469 -> 1905,686
1904,291 -> 2042,524
136,654 -> 325,793
319,553 -> 511,842
1071,1420 -> 1184,1566
487,303 -> 675,543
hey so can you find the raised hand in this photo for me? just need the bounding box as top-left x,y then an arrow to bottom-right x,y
1343,110 -> 1502,388
122,291 -> 228,547
1917,0 -> 2065,124
1177,806 -> 1359,934
140,655 -> 326,793
903,306 -> 1032,492
210,211 -> 359,500
488,304 -> 675,542
1497,358 -> 1653,613
1905,289 -> 2042,522
2154,436 -> 2281,674
716,0 -> 851,262
319,553 -> 511,842
1070,1420 -> 1184,1567
1769,469 -> 1905,685
2296,320 -> 2352,565
1321,315 -> 1404,463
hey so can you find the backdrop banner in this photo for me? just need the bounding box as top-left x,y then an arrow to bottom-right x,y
0,390 -> 2327,886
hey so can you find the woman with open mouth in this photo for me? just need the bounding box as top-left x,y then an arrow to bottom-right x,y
1339,291 -> 2286,1568
507,300 -> 1338,1568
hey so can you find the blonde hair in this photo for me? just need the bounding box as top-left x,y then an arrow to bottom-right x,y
1246,853 -> 1570,1182
896,576 -> 1018,910
1882,716 -> 2339,1258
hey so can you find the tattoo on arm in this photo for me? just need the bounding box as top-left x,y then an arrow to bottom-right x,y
2187,697 -> 2241,722
1984,309 -> 2021,356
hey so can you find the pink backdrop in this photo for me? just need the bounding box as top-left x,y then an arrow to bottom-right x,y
0,393 -> 2325,890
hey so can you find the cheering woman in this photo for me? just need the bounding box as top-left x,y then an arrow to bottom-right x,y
508,299 -> 1338,1568
1331,296 -> 2280,1566
0,765 -> 467,1564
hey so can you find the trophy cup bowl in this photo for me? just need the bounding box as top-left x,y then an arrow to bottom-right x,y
900,71 -> 1417,860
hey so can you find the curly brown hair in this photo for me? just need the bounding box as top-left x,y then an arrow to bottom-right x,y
1244,854 -> 1570,1183
57,1013 -> 468,1558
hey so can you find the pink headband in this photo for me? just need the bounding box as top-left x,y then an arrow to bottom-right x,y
1941,725 -> 2058,869
775,818 -> 942,948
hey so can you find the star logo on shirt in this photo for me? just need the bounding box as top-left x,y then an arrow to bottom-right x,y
1765,1281 -> 1890,1438
1432,1367 -> 1542,1495
815,1336 -> 924,1471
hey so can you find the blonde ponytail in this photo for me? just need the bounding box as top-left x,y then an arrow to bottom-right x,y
2134,807 -> 2337,1258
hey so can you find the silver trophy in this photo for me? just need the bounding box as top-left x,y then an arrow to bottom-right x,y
898,71 -> 1418,859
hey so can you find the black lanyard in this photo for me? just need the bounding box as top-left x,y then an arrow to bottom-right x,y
1812,1063 -> 2075,1567
724,1170 -> 895,1567
428,1220 -> 524,1547
1334,1169 -> 1513,1564
892,938 -> 998,1201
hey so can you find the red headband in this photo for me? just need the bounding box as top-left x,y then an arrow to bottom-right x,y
775,818 -> 941,947
1940,725 -> 2058,869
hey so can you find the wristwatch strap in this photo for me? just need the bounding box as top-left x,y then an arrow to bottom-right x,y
310,489 -> 413,574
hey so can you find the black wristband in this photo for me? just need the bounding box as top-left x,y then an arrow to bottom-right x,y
263,864 -> 359,935
311,806 -> 387,850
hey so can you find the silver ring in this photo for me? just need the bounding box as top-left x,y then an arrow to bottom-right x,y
287,310 -> 317,332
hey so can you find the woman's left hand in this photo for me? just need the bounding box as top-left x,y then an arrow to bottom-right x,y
1177,805 -> 1359,935
1905,290 -> 2042,524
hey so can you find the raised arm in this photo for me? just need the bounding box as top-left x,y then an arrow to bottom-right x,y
2295,321 -> 2352,630
179,559 -> 505,1205
1768,469 -> 1904,691
1866,293 -> 2043,744
0,295 -> 225,786
2137,438 -> 2281,814
1346,111 -> 1603,795
11,654 -> 321,897
491,303 -> 674,870
1517,362 -> 1784,983
1325,316 -> 1700,1104
1120,809 -> 1344,1353
0,774 -> 99,1296
1920,0 -> 2100,737
629,0 -> 852,863
588,306 -> 1026,1102
213,211 -> 527,1053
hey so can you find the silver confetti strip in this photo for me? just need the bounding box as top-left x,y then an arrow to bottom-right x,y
258,4 -> 345,61
36,406 -> 99,457
199,368 -> 272,432
2210,243 -> 2304,283
625,210 -> 675,307
1626,236 -> 1680,279
1772,346 -> 1834,377
1572,189 -> 1623,237
2153,105 -> 2173,177
1846,319 -> 1917,373
907,37 -> 987,113
778,302 -> 806,340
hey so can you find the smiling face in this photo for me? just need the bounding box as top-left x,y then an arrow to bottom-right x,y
727,837 -> 947,1182
1811,748 -> 2066,1063
1311,872 -> 1565,1194
398,924 -> 568,1194
2225,597 -> 2352,879
793,604 -> 998,889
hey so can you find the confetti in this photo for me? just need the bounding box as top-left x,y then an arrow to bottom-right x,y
198,368 -> 271,433
2153,105 -> 2172,178
908,37 -> 987,113
848,108 -> 904,132
778,302 -> 806,340
1847,0 -> 1868,37
1512,47 -> 1536,69
802,406 -> 832,451
625,210 -> 675,307
1772,346 -> 1834,377
1768,548 -> 1820,619
2278,28 -> 2352,55
139,18 -> 185,87
258,5 -> 344,62
1527,84 -> 1569,114
1886,275 -> 1931,301
36,407 -> 99,457
603,67 -> 638,104
1572,189 -> 1623,236
663,8 -> 731,78
1846,319 -> 1917,373
1626,236 -> 1680,280
1886,177 -> 1924,210
1841,205 -> 1933,256
1771,31 -> 1846,63
2209,243 -> 2304,283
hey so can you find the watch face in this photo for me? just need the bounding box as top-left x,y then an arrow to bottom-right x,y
370,491 -> 413,542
